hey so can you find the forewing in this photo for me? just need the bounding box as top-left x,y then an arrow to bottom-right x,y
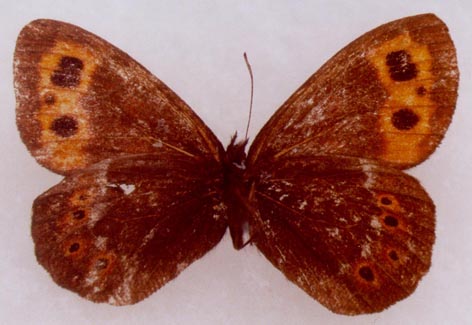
248,14 -> 458,169
15,19 -> 223,174
31,154 -> 227,305
250,156 -> 434,314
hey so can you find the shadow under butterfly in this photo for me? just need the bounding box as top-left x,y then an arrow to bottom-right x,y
14,14 -> 458,314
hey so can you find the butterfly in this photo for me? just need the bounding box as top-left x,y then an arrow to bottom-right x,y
14,13 -> 458,315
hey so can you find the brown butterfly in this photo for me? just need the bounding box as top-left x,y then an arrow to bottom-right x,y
14,13 -> 458,315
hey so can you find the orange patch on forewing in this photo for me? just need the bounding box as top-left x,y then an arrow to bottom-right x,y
37,42 -> 99,171
368,33 -> 436,165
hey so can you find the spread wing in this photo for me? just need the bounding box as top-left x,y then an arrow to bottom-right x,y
15,20 -> 228,304
32,154 -> 227,305
247,14 -> 458,170
245,14 -> 457,314
14,19 -> 224,175
250,156 -> 434,314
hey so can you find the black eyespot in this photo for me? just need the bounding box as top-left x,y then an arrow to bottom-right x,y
50,115 -> 79,137
384,215 -> 399,227
392,108 -> 419,130
417,86 -> 427,96
388,250 -> 399,261
44,92 -> 56,105
51,56 -> 84,88
380,197 -> 392,205
386,50 -> 418,81
359,266 -> 375,282
72,210 -> 85,220
69,242 -> 80,253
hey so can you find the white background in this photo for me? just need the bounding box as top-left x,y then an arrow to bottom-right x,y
1,1 -> 471,324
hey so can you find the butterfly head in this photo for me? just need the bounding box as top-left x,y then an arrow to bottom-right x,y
225,133 -> 248,171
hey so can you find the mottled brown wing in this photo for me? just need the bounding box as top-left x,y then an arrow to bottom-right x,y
250,156 -> 434,314
32,154 -> 227,304
247,14 -> 458,169
15,19 -> 223,175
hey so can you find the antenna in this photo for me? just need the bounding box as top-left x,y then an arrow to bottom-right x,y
243,52 -> 254,141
